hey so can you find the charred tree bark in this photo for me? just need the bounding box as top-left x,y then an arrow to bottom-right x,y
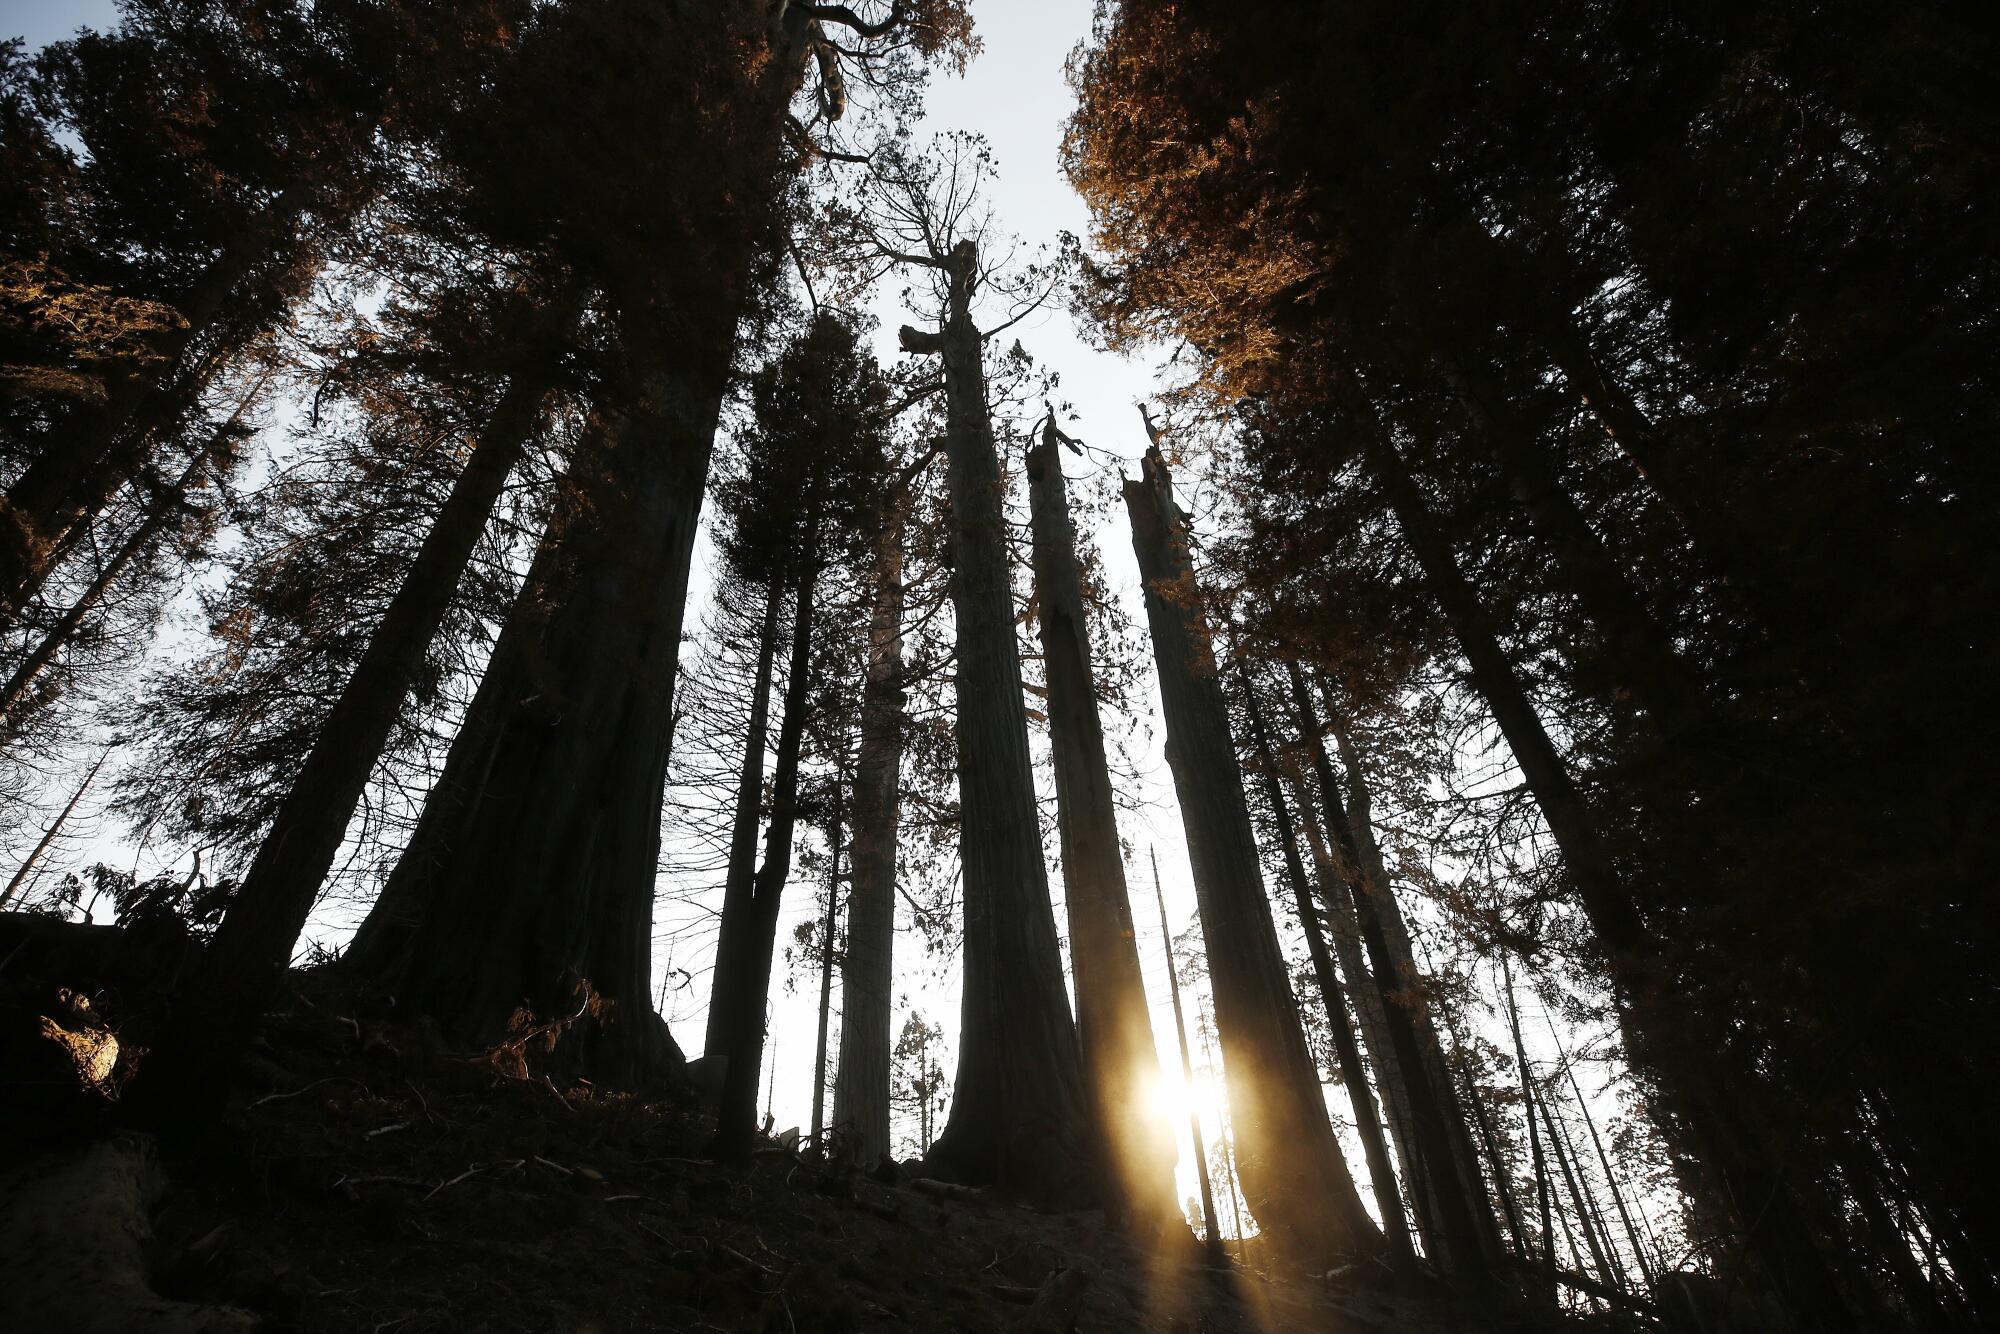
714,532 -> 820,1159
380,347 -> 730,1087
832,491 -> 906,1168
1123,445 -> 1383,1262
1238,669 -> 1413,1262
1025,432 -> 1176,1227
706,581 -> 784,1060
902,242 -> 1094,1206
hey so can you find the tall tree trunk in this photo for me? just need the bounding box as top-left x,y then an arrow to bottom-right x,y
706,581 -> 784,1060
1123,444 -> 1382,1263
134,374 -> 554,1118
714,534 -> 820,1158
902,242 -> 1093,1206
380,344 -> 728,1087
1025,433 -> 1176,1228
810,778 -> 842,1150
1283,769 -> 1433,1251
1238,668 -> 1413,1262
1504,962 -> 1559,1287
1318,687 -> 1507,1265
832,491 -> 906,1169
360,4 -> 818,1093
1149,849 -> 1226,1267
1351,391 -> 1860,1328
1283,663 -> 1493,1272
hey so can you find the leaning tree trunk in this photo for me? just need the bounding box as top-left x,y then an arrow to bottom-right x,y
1285,666 -> 1496,1274
1351,388 -> 1859,1329
1025,433 -> 1177,1229
133,373 -> 553,1120
714,532 -> 820,1158
1314,682 -> 1508,1268
1238,668 -> 1413,1263
832,489 -> 906,1168
1282,770 -> 1432,1249
901,242 -> 1094,1206
705,580 -> 784,1060
1122,445 -> 1383,1263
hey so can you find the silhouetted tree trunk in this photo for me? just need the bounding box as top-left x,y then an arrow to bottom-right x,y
383,349 -> 728,1086
1238,668 -> 1413,1263
1352,386 -> 1858,1327
1318,687 -> 1506,1266
1505,961 -> 1558,1287
832,490 -> 906,1168
1025,431 -> 1175,1227
706,581 -> 783,1059
1123,444 -> 1382,1262
809,786 -> 841,1151
715,520 -> 820,1158
1538,1081 -> 1618,1290
901,241 -> 1094,1205
1545,1017 -> 1654,1288
1283,662 -> 1493,1273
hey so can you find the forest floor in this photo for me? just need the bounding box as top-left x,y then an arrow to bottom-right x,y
2,935 -> 1643,1334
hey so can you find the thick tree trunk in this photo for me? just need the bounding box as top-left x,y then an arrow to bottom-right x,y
705,581 -> 784,1059
1123,445 -> 1382,1262
832,493 -> 906,1169
1238,669 -> 1412,1262
1353,397 -> 1860,1328
714,539 -> 820,1158
1025,435 -> 1176,1228
907,244 -> 1094,1207
1283,663 -> 1493,1273
380,347 -> 729,1087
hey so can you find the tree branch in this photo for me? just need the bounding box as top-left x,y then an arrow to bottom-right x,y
804,3 -> 904,39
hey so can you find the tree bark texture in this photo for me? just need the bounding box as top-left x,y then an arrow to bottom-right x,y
914,243 -> 1095,1206
1122,445 -> 1382,1262
1026,435 -> 1177,1227
832,491 -> 906,1168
